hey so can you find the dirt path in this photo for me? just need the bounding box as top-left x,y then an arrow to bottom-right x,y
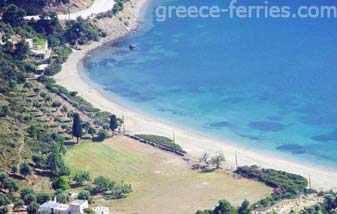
260,195 -> 323,214
25,0 -> 115,20
16,138 -> 25,169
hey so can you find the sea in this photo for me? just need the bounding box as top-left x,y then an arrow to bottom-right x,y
83,0 -> 337,168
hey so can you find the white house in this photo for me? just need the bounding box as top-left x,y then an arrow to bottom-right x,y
69,199 -> 88,214
38,200 -> 60,214
38,199 -> 88,214
94,206 -> 109,214
26,38 -> 51,61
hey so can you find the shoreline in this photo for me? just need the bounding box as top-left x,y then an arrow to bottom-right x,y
54,0 -> 337,190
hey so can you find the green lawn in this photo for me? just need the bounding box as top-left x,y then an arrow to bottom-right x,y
65,137 -> 271,214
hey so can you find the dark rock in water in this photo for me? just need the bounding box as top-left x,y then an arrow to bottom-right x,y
208,121 -> 229,128
239,134 -> 259,141
129,44 -> 136,50
311,129 -> 337,142
249,121 -> 285,132
276,144 -> 306,154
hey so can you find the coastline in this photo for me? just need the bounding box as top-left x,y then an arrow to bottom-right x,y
54,0 -> 337,190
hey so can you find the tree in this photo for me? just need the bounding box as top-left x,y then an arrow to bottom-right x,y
54,190 -> 69,203
23,193 -> 37,205
19,163 -> 32,178
93,176 -> 114,193
20,187 -> 35,199
52,176 -> 70,190
213,199 -> 237,214
78,191 -> 92,203
238,200 -> 251,214
72,113 -> 82,143
1,105 -> 10,117
33,87 -> 40,95
199,153 -> 210,166
11,165 -> 18,175
111,181 -> 132,199
23,82 -> 33,91
0,193 -> 9,206
211,153 -> 225,169
36,193 -> 51,204
32,154 -> 45,168
13,40 -> 30,60
109,115 -> 118,136
2,177 -> 18,193
13,199 -> 24,209
47,145 -> 70,176
51,101 -> 62,109
0,206 -> 8,214
88,127 -> 96,138
73,171 -> 91,186
95,129 -> 108,142
27,202 -> 39,214
2,4 -> 26,27
83,208 -> 95,214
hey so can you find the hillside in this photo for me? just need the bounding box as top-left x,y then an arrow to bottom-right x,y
0,0 -> 94,15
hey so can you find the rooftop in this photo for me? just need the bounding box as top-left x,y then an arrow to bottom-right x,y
70,199 -> 87,206
56,204 -> 69,211
40,201 -> 59,209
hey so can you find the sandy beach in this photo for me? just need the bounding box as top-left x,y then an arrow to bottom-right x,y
54,0 -> 337,191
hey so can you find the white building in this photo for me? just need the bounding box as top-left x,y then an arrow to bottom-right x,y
94,206 -> 109,214
69,199 -> 88,214
38,200 -> 60,214
54,204 -> 70,214
38,199 -> 88,214
26,38 -> 51,61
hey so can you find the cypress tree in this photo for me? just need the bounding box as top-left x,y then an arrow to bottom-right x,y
109,115 -> 118,136
72,113 -> 82,143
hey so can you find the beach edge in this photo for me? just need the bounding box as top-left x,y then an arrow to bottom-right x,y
54,0 -> 337,191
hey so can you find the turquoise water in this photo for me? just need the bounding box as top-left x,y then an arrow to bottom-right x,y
83,0 -> 337,168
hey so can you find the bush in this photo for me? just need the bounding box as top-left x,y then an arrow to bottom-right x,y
78,190 -> 92,203
236,165 -> 308,210
135,134 -> 186,154
94,129 -> 109,142
52,176 -> 70,190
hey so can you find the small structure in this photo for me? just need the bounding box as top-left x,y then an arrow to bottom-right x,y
36,64 -> 49,74
54,204 -> 70,214
69,199 -> 88,214
38,199 -> 61,214
94,206 -> 109,214
26,38 -> 51,61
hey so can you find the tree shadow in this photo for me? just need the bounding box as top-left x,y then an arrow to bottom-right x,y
200,167 -> 217,173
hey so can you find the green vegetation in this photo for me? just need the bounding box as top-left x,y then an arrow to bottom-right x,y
196,199 -> 251,214
72,113 -> 83,143
236,165 -> 308,210
0,2 -> 127,211
109,114 -> 118,135
135,134 -> 186,154
300,193 -> 337,214
33,37 -> 45,46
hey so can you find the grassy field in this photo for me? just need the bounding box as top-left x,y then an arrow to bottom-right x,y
65,136 -> 271,214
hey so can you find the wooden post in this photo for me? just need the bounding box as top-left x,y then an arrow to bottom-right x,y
308,175 -> 312,189
235,152 -> 238,170
122,115 -> 125,134
173,129 -> 176,144
68,5 -> 70,20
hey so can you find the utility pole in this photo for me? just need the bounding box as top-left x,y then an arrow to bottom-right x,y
68,4 -> 71,20
235,152 -> 238,170
122,115 -> 125,134
308,175 -> 312,189
172,129 -> 175,144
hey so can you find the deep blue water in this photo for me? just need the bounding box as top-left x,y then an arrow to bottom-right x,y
83,0 -> 337,168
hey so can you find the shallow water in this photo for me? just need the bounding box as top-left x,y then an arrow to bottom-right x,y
83,0 -> 337,168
